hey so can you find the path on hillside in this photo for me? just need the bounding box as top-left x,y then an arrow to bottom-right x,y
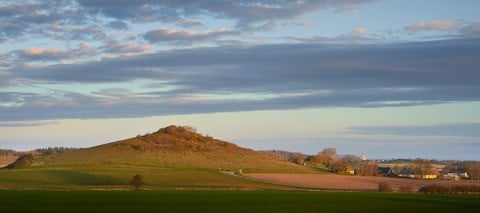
221,171 -> 315,190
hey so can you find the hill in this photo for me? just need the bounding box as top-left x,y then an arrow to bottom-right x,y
0,125 -> 312,190
36,125 -> 310,172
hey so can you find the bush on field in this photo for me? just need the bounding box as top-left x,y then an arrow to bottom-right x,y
130,174 -> 145,189
378,182 -> 393,192
398,186 -> 413,193
419,184 -> 480,194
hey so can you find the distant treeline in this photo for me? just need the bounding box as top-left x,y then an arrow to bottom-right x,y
35,147 -> 82,155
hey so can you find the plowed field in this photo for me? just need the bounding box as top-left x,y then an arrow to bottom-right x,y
244,173 -> 480,191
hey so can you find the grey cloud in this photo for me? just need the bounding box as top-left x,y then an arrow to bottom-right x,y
172,18 -> 204,27
349,123 -> 480,137
0,120 -> 58,127
144,28 -> 234,43
77,0 -> 376,27
461,22 -> 480,36
0,1 -> 87,41
106,21 -> 128,30
3,38 -> 480,121
100,39 -> 150,54
10,38 -> 480,87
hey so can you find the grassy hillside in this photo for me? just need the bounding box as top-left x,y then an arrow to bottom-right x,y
0,125 -> 313,190
35,125 -> 310,172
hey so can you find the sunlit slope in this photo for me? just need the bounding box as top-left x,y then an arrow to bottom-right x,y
36,126 -> 310,173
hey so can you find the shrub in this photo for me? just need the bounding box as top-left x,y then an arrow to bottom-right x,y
378,182 -> 393,192
130,174 -> 145,189
419,184 -> 447,194
419,184 -> 480,194
398,186 -> 413,193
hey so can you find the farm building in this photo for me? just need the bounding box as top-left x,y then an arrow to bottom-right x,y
377,167 -> 396,177
397,167 -> 437,179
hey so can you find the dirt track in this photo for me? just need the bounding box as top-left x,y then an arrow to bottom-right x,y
244,173 -> 480,191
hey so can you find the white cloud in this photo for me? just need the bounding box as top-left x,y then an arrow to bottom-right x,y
405,20 -> 461,32
349,27 -> 367,37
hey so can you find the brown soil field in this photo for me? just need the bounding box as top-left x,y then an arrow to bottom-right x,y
244,173 -> 480,191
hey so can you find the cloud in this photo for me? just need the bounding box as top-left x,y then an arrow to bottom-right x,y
19,48 -> 65,60
349,123 -> 480,137
144,28 -> 234,43
12,42 -> 96,62
0,120 -> 58,127
405,20 -> 462,32
349,27 -> 367,37
106,21 -> 128,30
101,40 -> 151,55
172,18 -> 204,27
77,0 -> 376,28
461,22 -> 480,35
48,24 -> 107,41
0,1 -> 87,41
2,38 -> 480,121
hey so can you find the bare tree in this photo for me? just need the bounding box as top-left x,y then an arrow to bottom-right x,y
465,161 -> 480,180
316,148 -> 337,168
319,148 -> 337,157
414,158 -> 434,179
357,161 -> 378,176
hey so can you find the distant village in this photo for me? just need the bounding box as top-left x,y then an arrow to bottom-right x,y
263,148 -> 480,180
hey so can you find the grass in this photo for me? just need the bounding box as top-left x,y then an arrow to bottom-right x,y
0,190 -> 478,213
0,165 -> 296,190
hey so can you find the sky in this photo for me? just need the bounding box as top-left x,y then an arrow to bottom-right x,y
1,0 -> 479,160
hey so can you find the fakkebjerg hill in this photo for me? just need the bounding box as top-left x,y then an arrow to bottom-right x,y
19,125 -> 310,173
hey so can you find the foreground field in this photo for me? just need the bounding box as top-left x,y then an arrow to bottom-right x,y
0,190 -> 478,213
245,174 -> 480,191
0,166 -> 295,190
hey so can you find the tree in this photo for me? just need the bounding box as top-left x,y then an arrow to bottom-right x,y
130,174 -> 145,189
319,148 -> 336,157
315,148 -> 338,168
357,161 -> 378,176
342,154 -> 362,163
413,158 -> 434,179
183,126 -> 197,133
465,161 -> 480,180
378,182 -> 392,192
329,160 -> 350,174
293,154 -> 305,165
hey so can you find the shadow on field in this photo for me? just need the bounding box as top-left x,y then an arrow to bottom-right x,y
45,170 -> 124,185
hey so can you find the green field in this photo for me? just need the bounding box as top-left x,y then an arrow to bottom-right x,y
0,190 -> 478,213
0,166 -> 295,190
